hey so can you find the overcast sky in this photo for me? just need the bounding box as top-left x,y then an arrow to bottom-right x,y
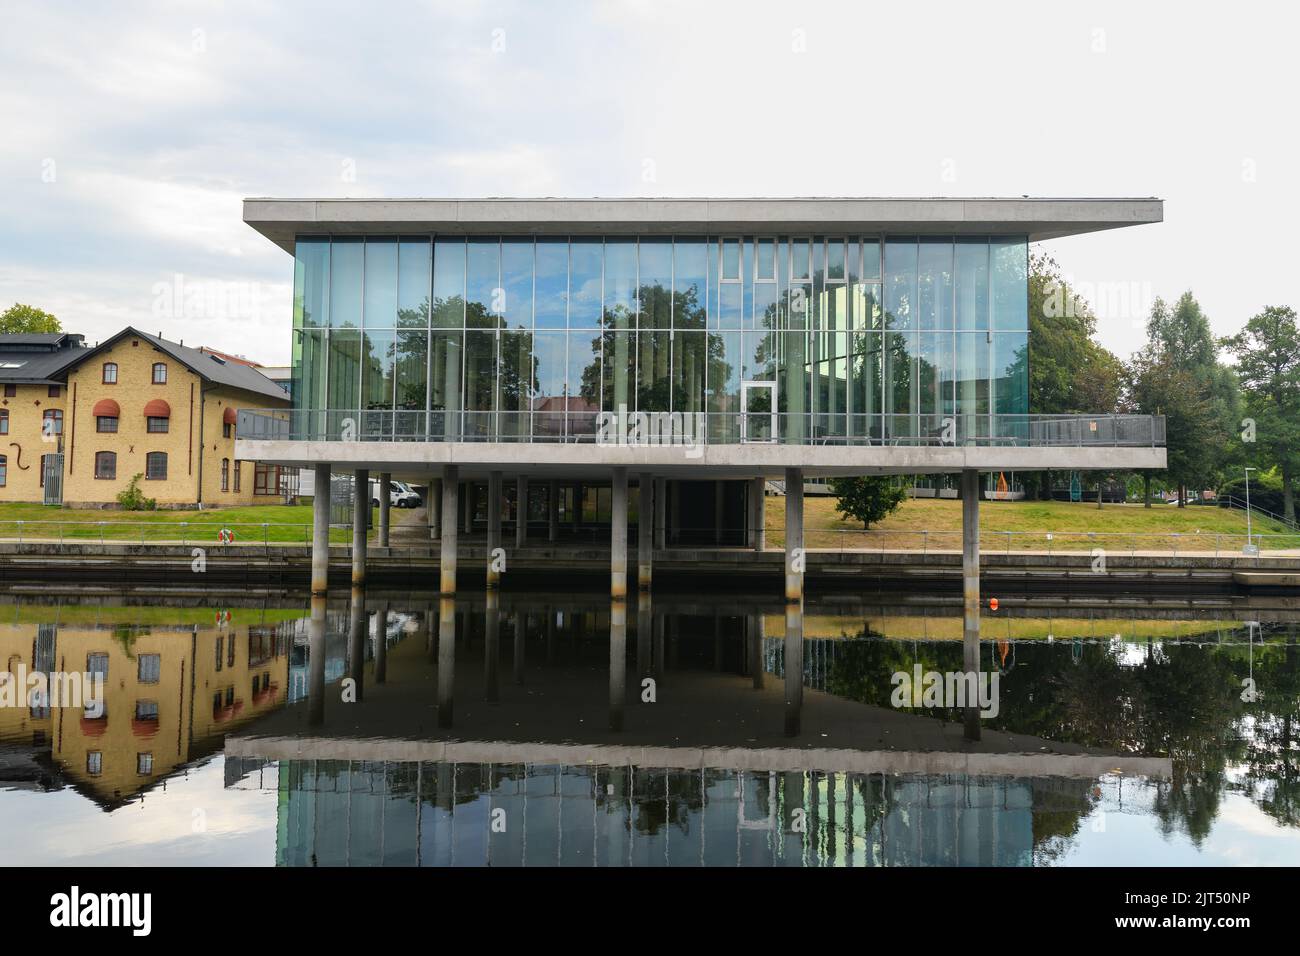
1,0 -> 1294,366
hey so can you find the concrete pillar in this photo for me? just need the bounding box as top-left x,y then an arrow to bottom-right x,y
638,472 -> 653,591
654,477 -> 666,549
515,475 -> 528,548
307,594 -> 327,726
427,478 -> 440,540
462,482 -> 473,535
439,465 -> 459,595
609,598 -> 626,732
487,471 -> 502,589
378,472 -> 391,548
961,468 -> 982,742
436,597 -> 456,728
547,480 -> 559,543
311,464 -> 331,596
352,469 -> 369,588
784,467 -> 804,603
784,601 -> 804,736
485,589 -> 500,703
611,467 -> 628,599
750,477 -> 766,551
348,586 -> 366,702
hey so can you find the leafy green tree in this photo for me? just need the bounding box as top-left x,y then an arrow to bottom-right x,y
1128,293 -> 1239,506
828,476 -> 907,529
1221,305 -> 1300,523
0,303 -> 61,334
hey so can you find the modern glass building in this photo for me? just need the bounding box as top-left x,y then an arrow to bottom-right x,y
287,233 -> 1029,445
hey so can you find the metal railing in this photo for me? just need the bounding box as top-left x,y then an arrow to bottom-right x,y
0,520 -> 338,547
237,409 -> 1166,448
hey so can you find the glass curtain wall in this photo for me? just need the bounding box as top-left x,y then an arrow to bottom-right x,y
290,235 -> 1028,443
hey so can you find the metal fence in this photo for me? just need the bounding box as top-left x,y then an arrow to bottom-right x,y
237,409 -> 1166,448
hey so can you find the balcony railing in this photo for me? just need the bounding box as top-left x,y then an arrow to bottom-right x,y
237,410 -> 1165,448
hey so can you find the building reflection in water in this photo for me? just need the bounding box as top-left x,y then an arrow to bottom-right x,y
226,756 -> 1090,867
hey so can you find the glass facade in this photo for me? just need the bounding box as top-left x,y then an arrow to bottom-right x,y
290,234 -> 1028,442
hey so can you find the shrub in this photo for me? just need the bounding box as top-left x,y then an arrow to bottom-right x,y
116,473 -> 158,511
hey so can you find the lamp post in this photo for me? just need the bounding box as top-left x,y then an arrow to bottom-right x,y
1244,467 -> 1258,556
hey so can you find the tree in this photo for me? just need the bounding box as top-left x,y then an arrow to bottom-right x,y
1222,305 -> 1300,523
1128,293 -> 1239,507
0,303 -> 61,334
829,476 -> 907,530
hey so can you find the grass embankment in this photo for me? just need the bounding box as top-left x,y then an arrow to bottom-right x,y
0,501 -> 355,544
763,496 -> 1299,552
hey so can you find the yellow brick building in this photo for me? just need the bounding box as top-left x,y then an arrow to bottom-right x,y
0,328 -> 291,507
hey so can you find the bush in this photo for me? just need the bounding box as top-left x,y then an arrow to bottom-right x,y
1218,472 -> 1285,517
116,474 -> 158,511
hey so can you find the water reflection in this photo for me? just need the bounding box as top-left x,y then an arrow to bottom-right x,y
1,593 -> 1298,865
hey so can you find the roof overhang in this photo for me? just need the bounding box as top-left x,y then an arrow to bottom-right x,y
243,197 -> 1164,255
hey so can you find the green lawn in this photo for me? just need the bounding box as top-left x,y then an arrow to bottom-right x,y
765,496 -> 1300,552
0,501 -> 354,544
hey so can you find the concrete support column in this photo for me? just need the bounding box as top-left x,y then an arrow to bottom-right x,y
654,477 -> 666,549
611,467 -> 628,600
378,472 -> 391,548
311,464 -> 331,596
427,478 -> 441,541
547,480 -> 559,543
515,475 -> 528,548
638,472 -> 653,592
439,465 -> 459,595
352,468 -> 369,588
462,482 -> 473,534
750,477 -> 766,551
487,471 -> 503,589
784,467 -> 804,603
961,468 -> 982,742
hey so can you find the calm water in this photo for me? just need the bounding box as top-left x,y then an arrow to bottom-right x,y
1,592 -> 1298,866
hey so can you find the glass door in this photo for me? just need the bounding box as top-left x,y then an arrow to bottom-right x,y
741,381 -> 777,443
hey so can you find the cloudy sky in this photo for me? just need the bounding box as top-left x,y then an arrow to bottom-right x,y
1,0 -> 1294,365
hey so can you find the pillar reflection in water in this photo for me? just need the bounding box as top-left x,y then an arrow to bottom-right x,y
375,601 -> 389,685
307,595 -> 327,726
609,600 -> 627,732
437,597 -> 456,728
348,586 -> 367,703
784,601 -> 804,737
636,598 -> 652,680
513,609 -> 525,686
485,590 -> 500,703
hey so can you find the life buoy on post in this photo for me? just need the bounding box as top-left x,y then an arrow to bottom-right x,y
218,528 -> 236,544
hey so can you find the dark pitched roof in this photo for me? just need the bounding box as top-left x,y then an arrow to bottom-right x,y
0,333 -> 90,384
67,328 -> 290,403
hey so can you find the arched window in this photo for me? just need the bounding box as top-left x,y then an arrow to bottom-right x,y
94,451 -> 116,480
102,362 -> 118,384
145,452 -> 167,480
152,362 -> 167,384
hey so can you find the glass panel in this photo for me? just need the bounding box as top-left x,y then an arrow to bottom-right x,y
363,237 -> 398,329
860,239 -> 881,280
707,331 -> 741,441
327,329 -> 361,411
603,239 -> 637,331
755,238 -> 776,280
601,329 -> 633,413
721,238 -> 741,280
955,238 -> 990,331
751,281 -> 779,332
501,238 -> 533,330
395,329 -> 427,411
463,330 -> 497,438
673,240 -> 708,330
636,331 -> 670,411
295,237 -> 329,328
811,330 -> 847,439
826,238 -> 846,281
535,238 -> 568,329
992,331 -> 1029,415
883,238 -> 917,330
955,331 -> 991,421
467,237 -> 500,330
532,331 -> 567,438
789,238 -> 811,281
429,330 -> 463,439
329,238 -> 363,328
569,329 -> 602,437
568,238 -> 603,329
432,238 -> 466,329
884,329 -> 915,438
849,330 -> 882,439
991,238 -> 1028,331
672,330 -> 707,417
638,238 -> 671,330
292,329 -> 328,431
397,238 -> 431,328
498,329 -> 532,438
746,330 -> 777,382
917,238 -> 953,331
361,329 -> 395,410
